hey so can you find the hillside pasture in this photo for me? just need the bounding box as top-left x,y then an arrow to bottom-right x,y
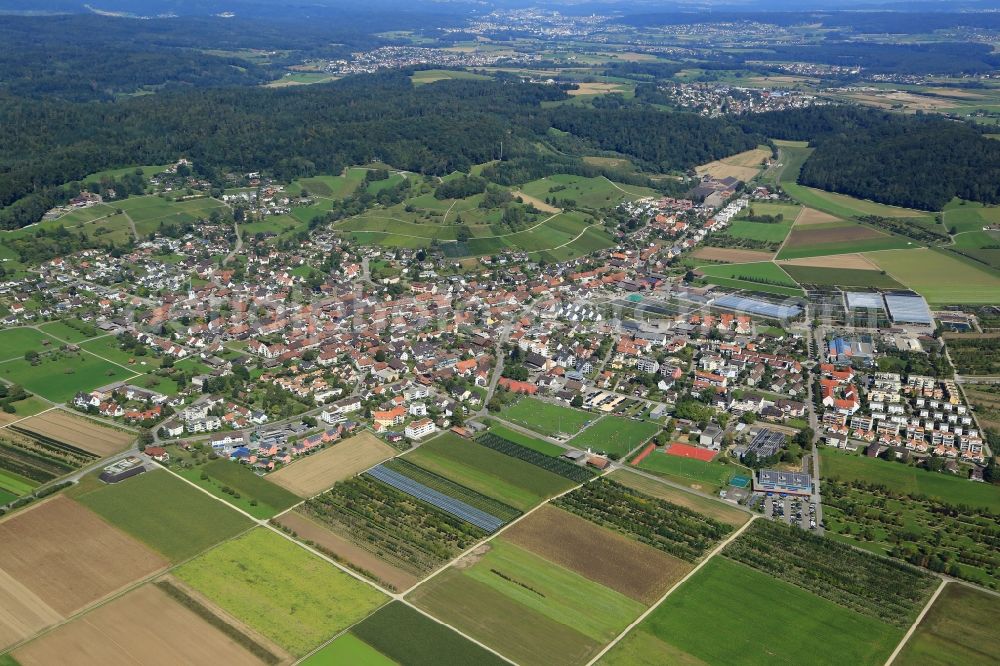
268,431 -> 396,498
175,528 -> 387,657
695,146 -> 771,182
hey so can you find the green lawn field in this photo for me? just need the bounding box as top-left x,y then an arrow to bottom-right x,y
80,334 -> 163,369
176,528 -> 387,656
304,633 -> 397,666
177,459 -> 300,519
0,328 -> 59,360
486,423 -> 565,456
820,448 -> 1000,512
0,469 -> 38,497
565,416 -> 660,458
74,469 -> 254,561
896,583 -> 1000,665
345,601 -> 508,666
602,556 -> 902,666
404,432 -> 572,510
0,353 -> 134,402
499,397 -> 593,438
866,248 -> 1000,304
723,218 -> 795,243
520,174 -> 655,209
942,199 -> 1000,234
37,319 -> 101,343
637,450 -> 738,491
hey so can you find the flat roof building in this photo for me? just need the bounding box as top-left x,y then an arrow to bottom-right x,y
754,469 -> 812,496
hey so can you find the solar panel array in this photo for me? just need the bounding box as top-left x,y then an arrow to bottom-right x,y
884,293 -> 933,324
713,294 -> 802,319
846,292 -> 885,310
366,464 -> 505,533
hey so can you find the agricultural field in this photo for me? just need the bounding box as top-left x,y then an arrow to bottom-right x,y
564,416 -> 661,458
12,583 -> 280,666
601,556 -> 903,666
286,168 -> 367,199
297,473 -> 486,581
504,504 -> 691,603
405,432 -> 573,510
636,448 -> 739,492
896,583 -> 1000,666
73,470 -> 254,562
309,601 -> 508,666
520,174 -> 656,210
0,496 -> 166,650
483,423 -> 565,456
943,333 -> 1000,376
0,328 -> 59,360
0,423 -> 99,488
175,528 -> 386,657
690,246 -> 775,263
174,458 -> 300,519
14,409 -> 133,457
117,195 -> 227,236
697,261 -> 803,297
476,431 -> 594,482
609,468 -> 751,526
695,146 -> 771,182
410,69 -> 492,85
943,199 -> 1000,234
866,248 -> 1000,304
776,219 -> 915,261
820,448 -> 1000,512
498,397 -> 592,438
780,264 -> 905,289
408,539 -> 643,666
0,352 -> 135,403
268,431 -> 397,498
555,479 -> 731,562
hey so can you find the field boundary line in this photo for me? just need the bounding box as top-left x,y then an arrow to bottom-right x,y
584,514 -> 758,666
884,578 -> 947,666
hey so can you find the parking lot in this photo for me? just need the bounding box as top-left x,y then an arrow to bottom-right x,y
762,494 -> 817,531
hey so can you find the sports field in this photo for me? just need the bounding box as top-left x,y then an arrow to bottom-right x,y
896,583 -> 1000,665
486,423 -> 565,456
0,328 -> 58,360
601,557 -> 903,666
74,470 -> 254,561
404,432 -> 572,510
565,416 -> 661,458
865,248 -> 1000,304
637,449 -> 738,492
820,448 -> 1000,512
499,397 -> 592,438
268,431 -> 396,497
175,528 -> 387,656
609,469 -> 750,526
0,353 -> 134,403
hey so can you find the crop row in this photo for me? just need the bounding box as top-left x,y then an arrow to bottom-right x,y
383,458 -> 521,523
476,432 -> 594,482
723,519 -> 937,627
8,425 -> 98,463
554,479 -> 731,562
302,476 -> 485,575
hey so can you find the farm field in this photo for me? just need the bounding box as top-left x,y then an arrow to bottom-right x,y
305,633 -> 396,666
176,458 -> 300,519
499,397 -> 592,438
636,450 -> 738,493
286,167 -> 368,199
780,264 -> 905,289
268,431 -> 396,498
776,220 -> 915,260
74,470 -> 254,562
690,246 -> 775,263
695,146 -> 771,182
820,448 -> 1000,512
600,556 -> 903,666
410,69 -> 492,85
942,199 -> 1000,234
175,528 -> 386,657
342,601 -> 508,666
11,584 -> 273,666
276,510 -> 420,591
405,432 -> 573,510
0,328 -> 59,360
0,353 -> 134,403
609,468 -> 750,526
697,261 -> 803,297
485,423 -> 564,456
0,495 -> 166,646
896,583 -> 1000,665
564,416 -> 661,458
865,248 -> 1000,304
504,504 -> 691,603
520,174 -> 655,210
14,409 -> 133,457
117,195 -> 226,236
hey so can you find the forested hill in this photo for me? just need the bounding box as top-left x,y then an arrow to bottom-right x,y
744,107 -> 1000,210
